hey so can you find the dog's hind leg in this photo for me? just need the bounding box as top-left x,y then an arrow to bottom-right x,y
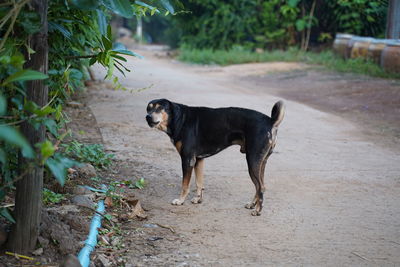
172,156 -> 195,205
245,152 -> 267,216
191,158 -> 204,204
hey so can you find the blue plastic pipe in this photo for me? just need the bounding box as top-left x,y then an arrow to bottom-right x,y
77,200 -> 105,267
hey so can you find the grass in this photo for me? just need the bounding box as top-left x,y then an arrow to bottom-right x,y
62,141 -> 114,169
43,188 -> 64,205
178,46 -> 400,79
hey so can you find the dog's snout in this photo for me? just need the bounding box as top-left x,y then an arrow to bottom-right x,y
146,114 -> 153,123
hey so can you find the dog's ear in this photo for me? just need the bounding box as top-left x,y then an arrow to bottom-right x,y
170,102 -> 180,118
169,102 -> 184,139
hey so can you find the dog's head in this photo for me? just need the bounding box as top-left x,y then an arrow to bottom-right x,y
146,99 -> 172,132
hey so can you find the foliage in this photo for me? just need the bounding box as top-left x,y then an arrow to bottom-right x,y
323,0 -> 388,38
178,46 -> 400,79
62,141 -> 114,169
135,178 -> 146,189
0,0 -> 177,222
171,0 -> 388,50
42,188 -> 65,205
174,0 -> 258,49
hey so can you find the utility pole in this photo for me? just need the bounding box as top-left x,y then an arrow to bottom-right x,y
386,0 -> 400,39
8,0 -> 48,253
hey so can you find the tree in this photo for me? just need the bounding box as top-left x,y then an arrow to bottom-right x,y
386,0 -> 400,38
1,0 -> 178,254
7,0 -> 48,253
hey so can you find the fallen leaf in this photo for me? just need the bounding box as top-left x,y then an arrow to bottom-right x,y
128,199 -> 147,220
104,196 -> 113,207
32,247 -> 43,256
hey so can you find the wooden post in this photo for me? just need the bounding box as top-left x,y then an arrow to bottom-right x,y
7,0 -> 48,253
386,0 -> 400,39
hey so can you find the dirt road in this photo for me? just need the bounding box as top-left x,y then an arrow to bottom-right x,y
88,47 -> 400,266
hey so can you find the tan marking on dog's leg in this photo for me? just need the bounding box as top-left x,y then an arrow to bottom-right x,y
251,192 -> 261,216
172,167 -> 193,205
191,159 -> 204,204
252,156 -> 269,216
175,141 -> 182,154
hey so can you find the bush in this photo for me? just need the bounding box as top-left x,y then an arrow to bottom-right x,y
178,46 -> 400,79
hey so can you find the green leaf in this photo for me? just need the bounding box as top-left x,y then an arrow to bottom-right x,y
103,213 -> 112,221
55,104 -> 62,121
70,0 -> 99,10
135,1 -> 160,13
135,178 -> 145,189
68,68 -> 83,85
45,154 -> 79,186
107,24 -> 112,40
11,95 -> 24,110
89,56 -> 97,66
295,19 -> 306,31
0,188 -> 5,201
0,94 -> 6,116
135,1 -> 155,9
43,188 -> 64,205
0,125 -> 34,158
34,106 -> 56,117
24,100 -> 38,114
0,148 -> 6,165
96,10 -> 107,35
102,35 -> 113,51
288,0 -> 300,7
3,70 -> 48,85
113,49 -> 143,59
44,118 -> 58,136
38,140 -> 55,161
48,22 -> 72,39
0,207 -> 16,224
110,53 -> 127,62
160,0 -> 174,14
19,11 -> 41,34
102,0 -> 133,18
106,58 -> 115,79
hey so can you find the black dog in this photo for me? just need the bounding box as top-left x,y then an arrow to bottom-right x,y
146,99 -> 285,216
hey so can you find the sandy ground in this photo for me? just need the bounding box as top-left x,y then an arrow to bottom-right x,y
88,46 -> 400,266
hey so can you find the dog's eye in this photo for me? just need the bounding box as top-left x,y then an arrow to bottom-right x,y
156,106 -> 162,112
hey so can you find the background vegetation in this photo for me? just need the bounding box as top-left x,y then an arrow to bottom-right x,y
144,0 -> 388,50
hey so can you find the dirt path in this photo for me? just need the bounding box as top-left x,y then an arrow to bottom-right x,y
88,47 -> 400,266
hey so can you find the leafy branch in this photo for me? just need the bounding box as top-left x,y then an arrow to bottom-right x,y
0,0 -> 30,51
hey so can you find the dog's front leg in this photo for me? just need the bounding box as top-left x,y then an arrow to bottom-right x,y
191,158 -> 204,204
172,156 -> 195,205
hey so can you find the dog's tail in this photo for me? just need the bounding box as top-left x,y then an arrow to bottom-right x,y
271,100 -> 285,128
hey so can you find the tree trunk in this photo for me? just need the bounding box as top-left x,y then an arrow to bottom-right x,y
136,17 -> 143,43
7,0 -> 48,254
304,0 -> 316,52
386,0 -> 400,39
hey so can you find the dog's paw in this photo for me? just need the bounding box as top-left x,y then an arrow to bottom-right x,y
171,198 -> 184,205
191,196 -> 203,204
251,210 -> 261,216
245,203 -> 256,209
